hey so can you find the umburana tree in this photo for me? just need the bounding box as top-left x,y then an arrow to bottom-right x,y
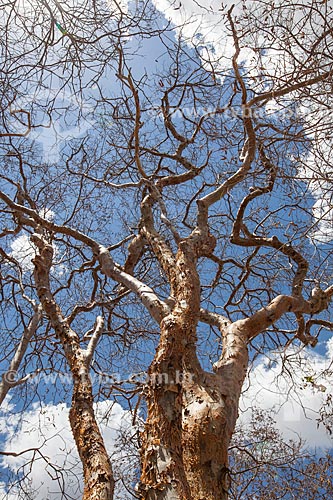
0,0 -> 333,499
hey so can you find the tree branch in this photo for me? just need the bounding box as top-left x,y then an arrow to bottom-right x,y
0,304 -> 42,405
84,316 -> 104,366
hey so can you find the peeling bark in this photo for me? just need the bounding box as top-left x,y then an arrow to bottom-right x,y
70,363 -> 114,500
139,314 -> 249,500
138,234 -> 333,499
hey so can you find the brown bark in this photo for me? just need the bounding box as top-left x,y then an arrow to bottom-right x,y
69,362 -> 114,500
139,317 -> 249,500
24,183 -> 333,500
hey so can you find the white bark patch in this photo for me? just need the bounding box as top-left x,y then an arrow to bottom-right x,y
156,446 -> 173,474
184,399 -> 209,418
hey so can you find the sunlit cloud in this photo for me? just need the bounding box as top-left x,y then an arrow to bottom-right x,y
9,209 -> 66,275
0,400 -> 137,499
241,339 -> 333,449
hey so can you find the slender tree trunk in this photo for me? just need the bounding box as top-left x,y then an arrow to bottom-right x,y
32,235 -> 114,500
69,363 -> 114,500
0,305 -> 41,406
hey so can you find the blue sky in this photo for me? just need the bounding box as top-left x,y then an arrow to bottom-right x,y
1,0 -> 333,497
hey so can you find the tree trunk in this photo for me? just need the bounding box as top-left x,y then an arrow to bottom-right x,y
139,315 -> 248,500
69,364 -> 114,500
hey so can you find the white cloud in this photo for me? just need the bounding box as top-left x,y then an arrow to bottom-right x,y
152,0 -> 251,78
311,195 -> 333,244
38,208 -> 55,221
240,340 -> 333,449
0,399 -> 137,499
297,124 -> 333,243
326,337 -> 333,359
9,234 -> 36,273
9,211 -> 66,275
14,87 -> 96,165
107,0 -> 128,14
9,209 -> 55,272
151,1 -> 310,83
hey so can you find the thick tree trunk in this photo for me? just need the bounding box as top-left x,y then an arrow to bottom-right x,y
139,316 -> 248,500
137,230 -> 249,500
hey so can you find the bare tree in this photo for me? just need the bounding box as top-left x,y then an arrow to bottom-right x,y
1,0 -> 333,499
